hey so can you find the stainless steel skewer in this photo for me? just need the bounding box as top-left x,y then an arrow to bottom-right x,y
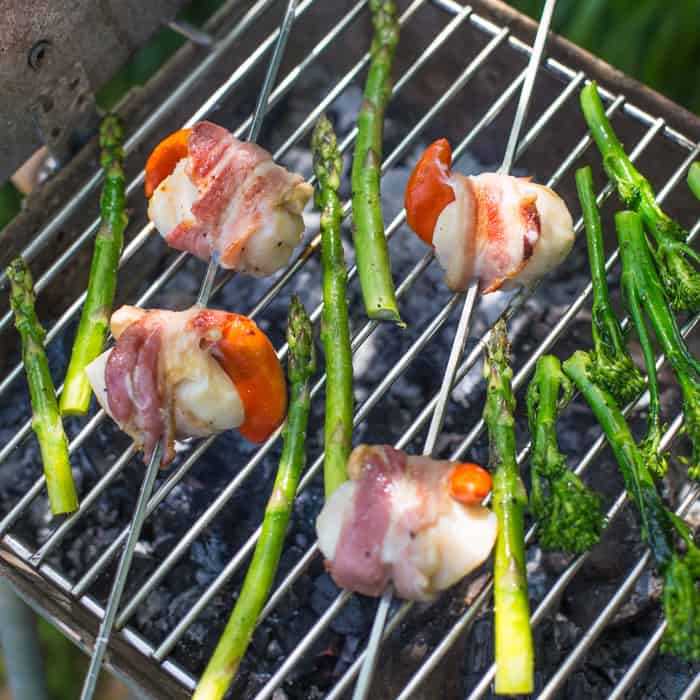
351,2 -> 557,698
78,3 -> 300,697
79,441 -> 162,700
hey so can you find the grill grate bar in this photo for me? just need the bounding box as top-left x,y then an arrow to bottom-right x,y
680,671 -> 700,700
606,623 -> 665,700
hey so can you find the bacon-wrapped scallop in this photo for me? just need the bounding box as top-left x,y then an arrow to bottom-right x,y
85,305 -> 286,466
405,138 -> 575,293
145,121 -> 313,276
316,444 -> 497,601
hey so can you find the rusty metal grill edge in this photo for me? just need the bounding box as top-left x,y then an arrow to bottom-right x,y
1,0 -> 700,698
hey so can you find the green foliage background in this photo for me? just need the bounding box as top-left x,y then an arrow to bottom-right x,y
512,0 -> 700,113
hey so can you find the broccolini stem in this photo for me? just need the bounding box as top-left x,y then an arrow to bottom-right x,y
7,259 -> 78,515
581,83 -> 700,312
563,350 -> 674,568
351,0 -> 403,325
615,211 -> 700,477
527,355 -> 564,511
575,166 -> 645,405
580,83 -> 683,241
483,321 -> 533,695
61,115 -> 127,415
194,297 -> 315,700
567,352 -> 700,662
688,162 -> 700,202
312,116 -> 354,498
526,354 -> 604,554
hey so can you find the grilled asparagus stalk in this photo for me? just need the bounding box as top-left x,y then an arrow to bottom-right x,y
7,258 -> 78,514
194,296 -> 315,700
351,0 -> 403,325
483,320 -> 534,695
313,115 -> 354,497
60,115 -> 128,416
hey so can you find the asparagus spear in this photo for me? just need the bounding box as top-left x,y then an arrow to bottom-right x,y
60,115 -> 128,416
483,320 -> 534,695
7,259 -> 78,515
312,115 -> 354,497
581,82 -> 700,312
688,162 -> 700,202
351,0 -> 403,325
194,296 -> 315,700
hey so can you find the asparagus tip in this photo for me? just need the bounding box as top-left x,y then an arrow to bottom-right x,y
484,319 -> 511,376
312,114 -> 342,202
100,114 -> 124,147
287,296 -> 316,382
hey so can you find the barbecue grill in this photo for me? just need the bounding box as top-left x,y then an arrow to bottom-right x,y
1,1 -> 700,698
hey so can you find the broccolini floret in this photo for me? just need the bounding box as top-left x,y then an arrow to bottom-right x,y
581,83 -> 700,313
526,354 -> 605,554
565,350 -> 700,662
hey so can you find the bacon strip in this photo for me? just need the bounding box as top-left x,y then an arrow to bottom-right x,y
105,315 -> 171,464
330,446 -> 404,596
152,121 -> 311,271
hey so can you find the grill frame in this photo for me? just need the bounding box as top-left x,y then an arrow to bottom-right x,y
1,1 -> 700,698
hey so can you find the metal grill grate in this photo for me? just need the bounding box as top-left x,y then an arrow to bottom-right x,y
1,0 -> 700,697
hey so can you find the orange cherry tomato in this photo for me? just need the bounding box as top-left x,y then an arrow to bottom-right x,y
404,138 -> 455,246
214,314 -> 287,443
448,462 -> 492,505
144,128 -> 192,198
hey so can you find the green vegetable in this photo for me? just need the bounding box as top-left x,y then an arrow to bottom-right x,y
526,355 -> 604,554
581,82 -> 700,313
564,349 -> 700,661
688,162 -> 700,202
312,115 -> 354,497
615,211 -> 700,479
575,166 -> 645,405
7,258 -> 78,515
483,320 -> 534,695
193,297 -> 315,700
351,0 -> 403,325
60,115 -> 128,415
